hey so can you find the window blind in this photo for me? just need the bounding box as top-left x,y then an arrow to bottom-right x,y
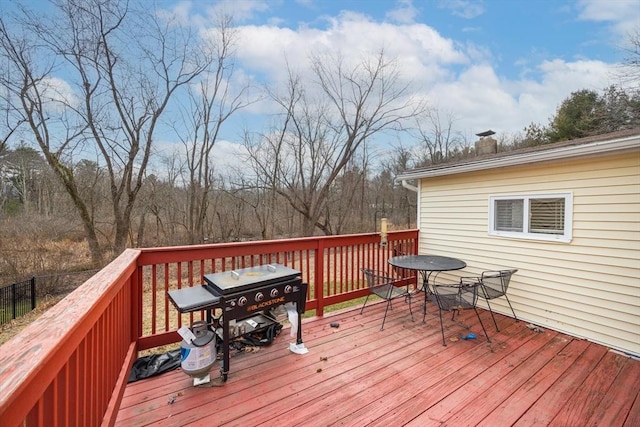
529,198 -> 565,234
495,199 -> 523,232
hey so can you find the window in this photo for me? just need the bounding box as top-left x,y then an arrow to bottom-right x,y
489,193 -> 573,242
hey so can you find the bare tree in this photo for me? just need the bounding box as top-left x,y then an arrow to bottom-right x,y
325,162 -> 367,235
246,50 -> 423,236
379,146 -> 417,229
176,15 -> 254,244
0,7 -> 103,260
226,169 -> 274,240
0,0 -> 213,263
617,28 -> 640,88
413,108 -> 465,165
242,66 -> 299,239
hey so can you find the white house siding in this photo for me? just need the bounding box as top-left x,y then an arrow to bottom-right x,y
417,151 -> 640,357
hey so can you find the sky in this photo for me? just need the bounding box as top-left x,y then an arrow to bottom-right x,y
171,0 -> 639,165
4,0 -> 640,171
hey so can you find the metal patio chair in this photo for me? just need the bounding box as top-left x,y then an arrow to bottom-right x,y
430,281 -> 490,346
360,268 -> 414,330
462,269 -> 518,332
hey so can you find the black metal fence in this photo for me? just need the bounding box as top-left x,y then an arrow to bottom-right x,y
0,277 -> 36,325
0,270 -> 98,325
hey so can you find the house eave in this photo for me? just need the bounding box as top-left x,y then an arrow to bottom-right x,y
396,131 -> 640,182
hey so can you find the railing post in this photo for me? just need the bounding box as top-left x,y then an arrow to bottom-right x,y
132,265 -> 142,343
315,238 -> 325,317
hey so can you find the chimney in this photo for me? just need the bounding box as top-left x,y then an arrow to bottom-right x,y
475,129 -> 497,155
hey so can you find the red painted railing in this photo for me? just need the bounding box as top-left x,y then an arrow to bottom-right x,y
0,230 -> 418,426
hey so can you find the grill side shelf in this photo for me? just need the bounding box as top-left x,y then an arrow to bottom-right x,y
167,286 -> 221,313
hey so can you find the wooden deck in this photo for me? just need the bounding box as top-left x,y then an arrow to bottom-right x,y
117,300 -> 640,426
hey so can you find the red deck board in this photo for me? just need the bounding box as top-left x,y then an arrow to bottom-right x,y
255,319 -> 465,426
584,354 -> 640,426
115,302 -> 640,426
405,327 -> 566,426
623,391 -> 640,427
548,348 -> 635,426
476,338 -> 591,426
195,340 -> 424,423
511,340 -> 609,426
118,303 -> 413,426
340,317 -> 529,426
163,307 -> 423,426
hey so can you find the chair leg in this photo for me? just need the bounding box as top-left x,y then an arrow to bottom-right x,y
503,294 -> 518,321
360,294 -> 370,315
484,299 -> 500,332
422,291 -> 428,323
407,294 -> 414,321
381,300 -> 392,330
473,307 -> 491,343
438,308 -> 446,346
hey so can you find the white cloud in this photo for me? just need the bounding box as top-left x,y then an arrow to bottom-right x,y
386,0 -> 420,24
221,3 -> 625,144
235,13 -> 467,87
211,140 -> 250,176
536,58 -> 613,91
415,56 -> 615,137
576,0 -> 640,40
438,0 -> 486,19
426,64 -> 520,135
206,0 -> 271,23
38,77 -> 79,114
503,59 -> 613,133
157,1 -> 193,25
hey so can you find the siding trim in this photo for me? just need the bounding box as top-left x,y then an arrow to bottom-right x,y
398,130 -> 640,181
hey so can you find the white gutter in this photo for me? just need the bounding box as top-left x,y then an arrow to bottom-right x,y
401,179 -> 418,192
396,133 -> 640,181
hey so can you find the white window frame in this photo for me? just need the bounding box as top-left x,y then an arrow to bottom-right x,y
488,193 -> 573,243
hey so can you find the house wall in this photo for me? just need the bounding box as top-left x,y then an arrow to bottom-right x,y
417,151 -> 640,357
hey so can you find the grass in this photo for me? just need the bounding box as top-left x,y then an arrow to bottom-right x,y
0,295 -> 66,345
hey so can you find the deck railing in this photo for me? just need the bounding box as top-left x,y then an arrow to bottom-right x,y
0,230 -> 418,427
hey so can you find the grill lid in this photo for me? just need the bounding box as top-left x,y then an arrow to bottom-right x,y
204,263 -> 301,295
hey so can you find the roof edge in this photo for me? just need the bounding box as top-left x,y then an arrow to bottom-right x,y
397,129 -> 640,181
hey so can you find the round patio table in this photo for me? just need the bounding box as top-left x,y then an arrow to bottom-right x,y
388,255 -> 467,322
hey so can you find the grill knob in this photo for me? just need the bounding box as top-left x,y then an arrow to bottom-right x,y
255,292 -> 264,302
270,288 -> 279,297
238,296 -> 247,306
284,285 -> 292,294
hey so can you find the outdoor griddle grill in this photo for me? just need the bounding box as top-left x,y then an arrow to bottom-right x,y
167,263 -> 308,381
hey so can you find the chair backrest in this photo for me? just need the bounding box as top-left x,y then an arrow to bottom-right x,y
361,268 -> 392,289
361,268 -> 398,300
480,269 -> 518,296
432,283 -> 478,310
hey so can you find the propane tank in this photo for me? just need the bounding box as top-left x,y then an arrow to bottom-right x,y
180,320 -> 217,378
